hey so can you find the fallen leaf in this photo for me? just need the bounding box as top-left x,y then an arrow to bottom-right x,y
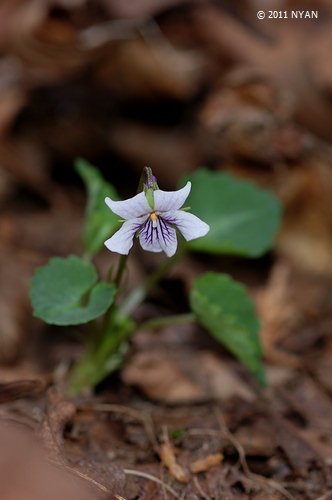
121,350 -> 203,402
198,351 -> 255,402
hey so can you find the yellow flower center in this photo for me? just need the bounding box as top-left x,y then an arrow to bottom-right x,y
150,211 -> 158,228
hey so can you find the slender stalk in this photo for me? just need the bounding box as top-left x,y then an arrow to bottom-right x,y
119,246 -> 187,317
98,254 -> 128,339
114,254 -> 128,289
137,312 -> 195,331
82,251 -> 92,262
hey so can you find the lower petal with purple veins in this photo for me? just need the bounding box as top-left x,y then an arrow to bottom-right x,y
104,215 -> 148,255
157,218 -> 178,257
139,218 -> 163,253
139,217 -> 178,256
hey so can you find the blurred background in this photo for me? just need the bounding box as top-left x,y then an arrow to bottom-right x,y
1,0 -> 332,382
1,0 -> 332,498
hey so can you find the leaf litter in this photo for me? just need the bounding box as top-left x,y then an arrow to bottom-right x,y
0,0 -> 332,499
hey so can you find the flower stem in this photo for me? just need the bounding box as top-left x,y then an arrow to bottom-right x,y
137,312 -> 195,331
114,254 -> 128,289
101,254 -> 128,334
119,246 -> 187,317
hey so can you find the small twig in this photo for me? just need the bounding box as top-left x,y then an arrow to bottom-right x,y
193,475 -> 212,500
63,465 -> 110,493
124,469 -> 180,499
48,459 -> 110,495
214,407 -> 295,500
159,461 -> 168,500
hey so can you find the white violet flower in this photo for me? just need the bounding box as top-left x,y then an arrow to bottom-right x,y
104,177 -> 209,257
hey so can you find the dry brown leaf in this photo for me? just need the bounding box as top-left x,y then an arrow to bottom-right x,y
199,83 -> 284,164
275,161 -> 332,276
159,442 -> 189,483
255,259 -> 332,366
189,452 -> 223,473
198,351 -> 255,402
122,346 -> 257,403
121,350 -> 203,402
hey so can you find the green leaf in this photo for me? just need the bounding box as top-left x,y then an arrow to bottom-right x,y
190,272 -> 266,385
179,169 -> 282,257
30,255 -> 116,325
75,158 -> 121,257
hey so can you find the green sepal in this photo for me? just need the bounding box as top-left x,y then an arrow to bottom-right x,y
145,188 -> 154,210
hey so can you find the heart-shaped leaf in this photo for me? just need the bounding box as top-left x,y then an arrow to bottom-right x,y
30,255 -> 116,325
180,169 -> 282,257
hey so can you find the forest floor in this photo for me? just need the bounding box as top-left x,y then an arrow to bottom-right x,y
0,1 -> 332,499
